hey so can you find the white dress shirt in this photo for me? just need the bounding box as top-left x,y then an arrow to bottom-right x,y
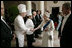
61,13 -> 71,34
58,15 -> 62,22
34,16 -> 36,21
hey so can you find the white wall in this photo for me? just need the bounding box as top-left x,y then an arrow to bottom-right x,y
32,1 -> 39,10
32,1 -> 71,14
46,1 -> 64,14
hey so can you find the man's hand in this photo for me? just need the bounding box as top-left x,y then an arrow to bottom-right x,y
13,34 -> 16,40
30,28 -> 35,32
34,28 -> 37,31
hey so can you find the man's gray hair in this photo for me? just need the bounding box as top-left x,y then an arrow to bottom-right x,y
63,2 -> 71,10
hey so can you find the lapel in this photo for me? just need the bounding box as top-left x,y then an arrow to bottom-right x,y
34,16 -> 36,22
37,14 -> 41,19
32,17 -> 36,24
39,15 -> 41,19
37,14 -> 39,19
62,14 -> 71,32
1,20 -> 11,31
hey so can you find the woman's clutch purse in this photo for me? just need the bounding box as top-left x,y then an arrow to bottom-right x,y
49,35 -> 52,40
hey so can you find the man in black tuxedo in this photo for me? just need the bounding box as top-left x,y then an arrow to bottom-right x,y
35,10 -> 42,38
32,11 -> 41,38
32,11 -> 37,42
32,11 -> 37,27
36,10 -> 42,25
58,2 -> 72,47
1,1 -> 15,47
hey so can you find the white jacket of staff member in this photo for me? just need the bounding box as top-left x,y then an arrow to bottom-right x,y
14,4 -> 33,47
26,10 -> 34,35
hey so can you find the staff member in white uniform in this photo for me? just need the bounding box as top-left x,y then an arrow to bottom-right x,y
26,10 -> 34,47
14,4 -> 34,47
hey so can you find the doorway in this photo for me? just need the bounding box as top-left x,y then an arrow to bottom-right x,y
52,7 -> 59,23
32,2 -> 36,12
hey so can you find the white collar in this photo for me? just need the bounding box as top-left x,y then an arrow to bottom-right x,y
34,16 -> 35,18
64,13 -> 71,18
1,16 -> 3,20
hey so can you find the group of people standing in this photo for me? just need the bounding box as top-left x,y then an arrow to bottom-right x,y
1,1 -> 71,47
14,4 -> 55,47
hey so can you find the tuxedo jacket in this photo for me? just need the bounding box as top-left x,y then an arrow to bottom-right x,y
32,15 -> 42,28
58,14 -> 72,46
1,20 -> 13,40
35,14 -> 42,26
32,16 -> 37,28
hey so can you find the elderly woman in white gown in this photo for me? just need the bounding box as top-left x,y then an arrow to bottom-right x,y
34,12 -> 55,47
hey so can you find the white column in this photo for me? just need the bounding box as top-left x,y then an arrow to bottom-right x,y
44,1 -> 47,11
27,1 -> 32,12
45,1 -> 51,14
39,1 -> 44,16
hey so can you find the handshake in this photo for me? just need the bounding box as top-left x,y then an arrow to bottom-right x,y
30,26 -> 40,32
30,28 -> 37,32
